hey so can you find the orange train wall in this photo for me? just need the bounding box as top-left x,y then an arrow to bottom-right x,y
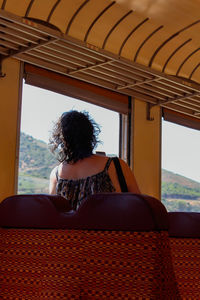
0,58 -> 22,202
131,99 -> 161,200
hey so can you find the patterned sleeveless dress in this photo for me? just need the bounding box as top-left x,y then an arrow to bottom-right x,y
56,157 -> 116,210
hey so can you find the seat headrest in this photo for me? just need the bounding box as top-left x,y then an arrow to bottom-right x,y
0,194 -> 71,228
0,193 -> 168,231
168,212 -> 200,238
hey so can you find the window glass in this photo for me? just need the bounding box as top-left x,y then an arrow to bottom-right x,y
18,83 -> 119,194
162,120 -> 200,212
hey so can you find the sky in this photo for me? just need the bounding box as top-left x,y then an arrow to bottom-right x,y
21,83 -> 119,156
21,82 -> 200,183
162,120 -> 200,183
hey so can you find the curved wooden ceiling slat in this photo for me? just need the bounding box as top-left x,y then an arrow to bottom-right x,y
67,0 -> 113,41
123,23 -> 165,66
118,17 -> 149,56
155,33 -> 200,78
102,9 -> 132,49
85,4 -> 129,49
25,0 -> 35,17
1,0 -> 6,9
84,1 -> 115,42
97,8 -> 135,54
27,0 -> 57,21
158,41 -> 195,76
162,39 -> 192,73
149,20 -> 200,68
189,63 -> 200,80
133,29 -> 169,68
66,0 -> 89,35
1,0 -> 30,16
47,0 -> 61,23
133,25 -> 163,63
176,49 -> 200,76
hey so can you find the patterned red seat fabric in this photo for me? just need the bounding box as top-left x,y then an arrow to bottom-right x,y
169,212 -> 200,299
0,193 -> 180,299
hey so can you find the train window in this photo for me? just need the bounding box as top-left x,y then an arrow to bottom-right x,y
162,120 -> 200,212
18,83 -> 120,194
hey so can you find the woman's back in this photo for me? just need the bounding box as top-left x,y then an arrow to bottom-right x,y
50,155 -> 140,210
58,155 -> 111,180
55,156 -> 115,209
49,111 -> 140,210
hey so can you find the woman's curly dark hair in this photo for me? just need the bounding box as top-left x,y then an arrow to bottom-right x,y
50,110 -> 101,163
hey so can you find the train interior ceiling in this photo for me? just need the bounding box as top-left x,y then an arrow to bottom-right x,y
0,0 -> 200,117
0,0 -> 200,201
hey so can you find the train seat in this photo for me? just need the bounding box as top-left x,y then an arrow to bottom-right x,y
169,212 -> 200,299
0,193 -> 180,299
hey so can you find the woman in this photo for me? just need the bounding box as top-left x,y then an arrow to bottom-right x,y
49,110 -> 140,210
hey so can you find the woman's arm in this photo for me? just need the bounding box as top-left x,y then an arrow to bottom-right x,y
119,158 -> 141,193
49,166 -> 58,194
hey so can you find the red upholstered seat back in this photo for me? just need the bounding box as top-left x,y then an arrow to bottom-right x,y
0,193 -> 168,230
169,212 -> 200,299
0,193 -> 180,299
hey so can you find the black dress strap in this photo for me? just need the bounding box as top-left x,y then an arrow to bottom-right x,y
112,157 -> 128,192
104,157 -> 113,171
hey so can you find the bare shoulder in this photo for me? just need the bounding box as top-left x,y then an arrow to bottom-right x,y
90,154 -> 110,167
93,154 -> 110,161
118,158 -> 129,167
118,158 -> 132,173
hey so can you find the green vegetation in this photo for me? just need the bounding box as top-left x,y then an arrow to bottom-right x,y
18,132 -> 58,194
162,182 -> 200,199
18,174 -> 49,194
18,132 -> 200,212
162,198 -> 200,212
19,132 -> 57,179
161,170 -> 200,212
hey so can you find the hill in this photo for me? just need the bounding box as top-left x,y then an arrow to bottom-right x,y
19,132 -> 58,178
162,169 -> 200,190
162,169 -> 200,199
18,132 -> 200,211
18,132 -> 58,193
161,169 -> 200,212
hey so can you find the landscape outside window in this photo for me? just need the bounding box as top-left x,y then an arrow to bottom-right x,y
162,120 -> 200,212
18,83 -> 119,194
19,84 -> 200,212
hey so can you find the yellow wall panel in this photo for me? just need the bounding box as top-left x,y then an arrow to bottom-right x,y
0,58 -> 22,202
132,99 -> 161,200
